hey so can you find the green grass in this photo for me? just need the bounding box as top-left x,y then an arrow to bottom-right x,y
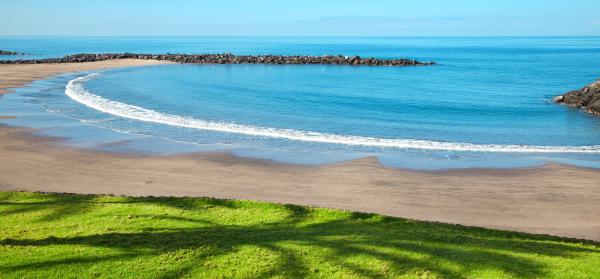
0,192 -> 599,278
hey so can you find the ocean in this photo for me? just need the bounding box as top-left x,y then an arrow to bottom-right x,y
2,36 -> 600,169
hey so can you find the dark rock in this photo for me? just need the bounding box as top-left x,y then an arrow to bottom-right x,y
553,95 -> 564,103
554,80 -> 600,115
0,53 -> 435,67
0,50 -> 21,55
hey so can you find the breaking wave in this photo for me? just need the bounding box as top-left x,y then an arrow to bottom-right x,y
65,73 -> 600,153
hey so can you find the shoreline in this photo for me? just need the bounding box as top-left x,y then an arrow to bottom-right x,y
0,58 -> 173,94
1,60 -> 600,241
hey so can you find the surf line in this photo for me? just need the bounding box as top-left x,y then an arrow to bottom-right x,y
65,73 -> 600,154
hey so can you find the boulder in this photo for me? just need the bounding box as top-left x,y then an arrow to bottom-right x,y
554,80 -> 600,115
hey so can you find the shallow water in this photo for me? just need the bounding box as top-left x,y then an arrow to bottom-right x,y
2,37 -> 600,169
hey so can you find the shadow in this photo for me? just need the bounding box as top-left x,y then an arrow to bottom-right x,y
1,193 -> 599,278
124,214 -> 217,226
0,193 -> 97,222
282,204 -> 311,224
0,193 -> 241,223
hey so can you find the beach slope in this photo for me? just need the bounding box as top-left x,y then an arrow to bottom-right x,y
1,60 -> 600,241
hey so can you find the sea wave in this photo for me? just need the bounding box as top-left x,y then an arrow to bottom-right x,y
65,73 -> 600,153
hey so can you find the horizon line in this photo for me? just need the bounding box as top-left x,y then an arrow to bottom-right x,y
2,35 -> 600,38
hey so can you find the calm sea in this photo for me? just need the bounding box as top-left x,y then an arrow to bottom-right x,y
2,36 -> 600,169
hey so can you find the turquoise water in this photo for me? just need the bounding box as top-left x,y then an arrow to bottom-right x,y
2,37 -> 600,169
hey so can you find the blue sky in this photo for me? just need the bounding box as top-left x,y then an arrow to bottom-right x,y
2,0 -> 599,36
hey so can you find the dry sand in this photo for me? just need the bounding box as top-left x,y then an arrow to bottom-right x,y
1,60 -> 599,241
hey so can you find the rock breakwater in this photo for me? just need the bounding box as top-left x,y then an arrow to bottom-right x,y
0,53 -> 434,66
0,50 -> 21,55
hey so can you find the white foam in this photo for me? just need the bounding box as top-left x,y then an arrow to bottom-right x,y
65,73 -> 600,153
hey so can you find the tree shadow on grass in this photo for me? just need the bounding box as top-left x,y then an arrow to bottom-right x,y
1,193 -> 599,278
0,193 -> 240,223
0,194 -> 97,222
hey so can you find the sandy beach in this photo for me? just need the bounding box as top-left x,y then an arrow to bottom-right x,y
1,60 -> 600,241
0,59 -> 173,94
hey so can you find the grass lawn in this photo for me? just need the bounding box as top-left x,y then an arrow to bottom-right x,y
0,191 -> 599,278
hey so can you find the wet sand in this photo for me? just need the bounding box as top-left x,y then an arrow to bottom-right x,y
1,60 -> 600,241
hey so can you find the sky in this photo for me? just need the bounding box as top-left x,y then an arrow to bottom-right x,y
2,0 -> 600,36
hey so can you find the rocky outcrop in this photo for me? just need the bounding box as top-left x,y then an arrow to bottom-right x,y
554,80 -> 600,115
0,53 -> 435,66
0,50 -> 21,55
